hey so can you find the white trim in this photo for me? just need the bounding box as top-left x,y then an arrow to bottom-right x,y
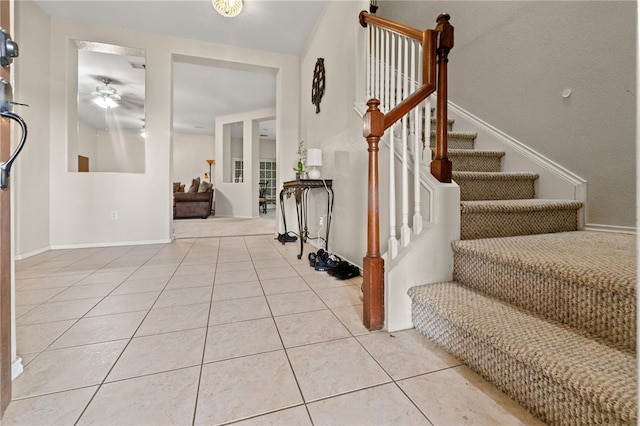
353,102 -> 367,117
12,357 -> 23,380
14,246 -> 52,261
447,100 -> 586,187
583,224 -> 636,234
50,239 -> 171,250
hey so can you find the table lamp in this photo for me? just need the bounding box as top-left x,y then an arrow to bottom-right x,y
307,148 -> 322,179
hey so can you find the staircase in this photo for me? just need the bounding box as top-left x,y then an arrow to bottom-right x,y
408,116 -> 637,424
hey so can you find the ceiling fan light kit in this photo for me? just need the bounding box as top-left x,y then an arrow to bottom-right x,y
212,0 -> 243,17
92,78 -> 121,109
92,96 -> 119,109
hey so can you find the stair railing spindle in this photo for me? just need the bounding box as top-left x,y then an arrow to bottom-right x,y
376,26 -> 382,104
413,40 -> 423,234
366,24 -> 371,99
388,32 -> 398,259
400,36 -> 411,247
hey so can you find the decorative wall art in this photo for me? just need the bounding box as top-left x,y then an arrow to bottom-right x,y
312,57 -> 325,113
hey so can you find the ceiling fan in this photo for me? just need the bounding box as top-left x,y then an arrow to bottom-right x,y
92,78 -> 121,109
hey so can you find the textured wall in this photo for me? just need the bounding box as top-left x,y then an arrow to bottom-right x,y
381,1 -> 636,228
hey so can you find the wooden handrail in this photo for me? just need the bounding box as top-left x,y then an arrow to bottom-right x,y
360,12 -> 454,331
359,11 -> 423,42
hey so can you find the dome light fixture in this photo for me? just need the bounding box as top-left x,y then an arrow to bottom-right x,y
212,0 -> 243,17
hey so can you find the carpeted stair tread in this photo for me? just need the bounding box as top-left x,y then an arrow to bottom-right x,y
454,172 -> 538,201
460,199 -> 582,214
453,171 -> 539,180
430,131 -> 477,149
446,149 -> 505,172
448,149 -> 505,157
408,282 -> 637,425
453,231 -> 635,296
452,231 -> 636,352
430,117 -> 455,131
459,200 -> 581,239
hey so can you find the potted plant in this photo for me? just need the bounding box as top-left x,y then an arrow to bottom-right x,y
293,140 -> 307,179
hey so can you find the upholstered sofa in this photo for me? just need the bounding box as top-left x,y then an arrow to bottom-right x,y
173,179 -> 215,219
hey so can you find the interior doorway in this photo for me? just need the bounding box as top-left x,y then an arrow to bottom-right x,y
171,56 -> 278,238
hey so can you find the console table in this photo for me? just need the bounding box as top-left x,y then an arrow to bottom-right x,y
280,179 -> 334,259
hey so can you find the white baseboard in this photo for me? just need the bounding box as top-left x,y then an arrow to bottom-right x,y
12,357 -> 23,380
50,239 -> 172,251
584,224 -> 636,234
15,246 -> 51,261
447,100 -> 586,187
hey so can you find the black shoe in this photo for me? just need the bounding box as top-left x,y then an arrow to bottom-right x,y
315,254 -> 340,272
334,264 -> 360,280
277,232 -> 298,244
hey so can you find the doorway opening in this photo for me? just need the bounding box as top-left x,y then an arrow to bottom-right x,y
171,55 -> 278,238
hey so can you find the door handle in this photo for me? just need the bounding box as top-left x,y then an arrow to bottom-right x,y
0,111 -> 27,191
0,28 -> 18,67
0,78 -> 27,191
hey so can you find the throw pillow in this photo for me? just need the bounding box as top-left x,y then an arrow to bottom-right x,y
173,182 -> 183,193
198,181 -> 212,193
188,178 -> 200,193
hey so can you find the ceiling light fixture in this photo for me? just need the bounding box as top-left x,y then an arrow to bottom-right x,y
92,78 -> 121,109
212,0 -> 243,17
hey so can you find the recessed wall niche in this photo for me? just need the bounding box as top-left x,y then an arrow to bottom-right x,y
70,41 -> 146,173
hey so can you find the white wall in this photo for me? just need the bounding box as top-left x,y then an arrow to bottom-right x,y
381,1 -> 636,229
14,0 -> 51,257
260,138 -> 276,160
172,133 -> 215,186
299,0 -> 370,267
94,130 -> 145,173
215,107 -> 275,217
14,2 -> 299,252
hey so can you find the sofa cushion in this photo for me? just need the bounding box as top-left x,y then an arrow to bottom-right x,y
198,181 -> 212,193
173,182 -> 185,193
187,178 -> 200,193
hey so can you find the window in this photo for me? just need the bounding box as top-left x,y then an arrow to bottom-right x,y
233,159 -> 244,183
259,160 -> 277,202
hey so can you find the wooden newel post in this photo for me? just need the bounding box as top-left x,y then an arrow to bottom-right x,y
362,99 -> 385,331
431,13 -> 454,183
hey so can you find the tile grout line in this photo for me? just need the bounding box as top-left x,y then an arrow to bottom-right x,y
192,237 -> 222,426
71,239 -> 197,425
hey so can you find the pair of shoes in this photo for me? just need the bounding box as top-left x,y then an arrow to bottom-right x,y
308,249 -> 326,267
315,251 -> 340,272
277,232 -> 297,244
328,261 -> 360,280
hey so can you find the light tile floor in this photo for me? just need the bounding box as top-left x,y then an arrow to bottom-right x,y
6,236 -> 544,425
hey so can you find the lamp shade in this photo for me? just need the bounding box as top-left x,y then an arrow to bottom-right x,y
307,149 -> 323,167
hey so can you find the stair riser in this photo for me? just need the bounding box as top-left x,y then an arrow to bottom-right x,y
430,134 -> 475,150
430,118 -> 454,131
460,209 -> 579,240
457,179 -> 535,201
452,251 -> 636,353
411,301 -> 632,425
448,155 -> 502,172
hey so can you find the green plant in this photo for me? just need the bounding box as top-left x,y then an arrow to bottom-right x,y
293,140 -> 307,174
